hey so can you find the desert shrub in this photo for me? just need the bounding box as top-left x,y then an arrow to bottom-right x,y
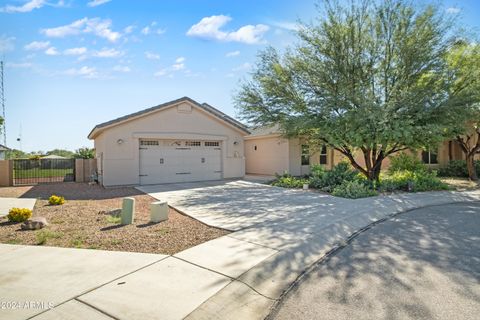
437,160 -> 480,177
380,170 -> 449,192
48,195 -> 65,205
332,180 -> 378,199
271,173 -> 309,188
36,230 -> 63,245
7,208 -> 32,222
310,162 -> 358,192
388,153 -> 428,174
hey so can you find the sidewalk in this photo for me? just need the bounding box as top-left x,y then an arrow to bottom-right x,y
1,189 -> 479,320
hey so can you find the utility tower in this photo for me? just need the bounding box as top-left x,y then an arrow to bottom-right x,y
0,60 -> 5,146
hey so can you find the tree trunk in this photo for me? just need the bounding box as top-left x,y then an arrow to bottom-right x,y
466,153 -> 478,181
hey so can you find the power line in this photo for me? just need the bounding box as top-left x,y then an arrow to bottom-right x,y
0,59 -> 6,147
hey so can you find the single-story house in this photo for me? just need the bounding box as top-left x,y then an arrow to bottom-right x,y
88,97 -> 249,186
89,96 -> 468,186
0,144 -> 10,160
245,125 -> 466,176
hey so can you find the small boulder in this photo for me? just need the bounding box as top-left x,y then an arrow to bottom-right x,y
21,217 -> 49,230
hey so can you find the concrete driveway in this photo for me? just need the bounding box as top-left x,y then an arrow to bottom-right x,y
269,202 -> 480,320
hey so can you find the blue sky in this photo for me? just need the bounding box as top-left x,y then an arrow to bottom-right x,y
0,0 -> 479,152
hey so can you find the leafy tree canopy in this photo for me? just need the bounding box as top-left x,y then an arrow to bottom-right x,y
74,147 -> 95,159
235,0 -> 472,180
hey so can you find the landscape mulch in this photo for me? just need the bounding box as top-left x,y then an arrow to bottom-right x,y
0,183 -> 229,255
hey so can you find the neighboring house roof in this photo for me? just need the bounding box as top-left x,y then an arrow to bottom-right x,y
245,124 -> 283,139
0,144 -> 10,151
88,96 -> 250,139
41,154 -> 67,159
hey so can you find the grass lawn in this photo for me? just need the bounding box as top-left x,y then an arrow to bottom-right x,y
13,168 -> 73,178
0,183 -> 228,254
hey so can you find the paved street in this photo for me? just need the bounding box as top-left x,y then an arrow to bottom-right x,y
270,202 -> 480,320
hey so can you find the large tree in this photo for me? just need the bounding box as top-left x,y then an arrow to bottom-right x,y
444,42 -> 480,180
235,0 -> 467,181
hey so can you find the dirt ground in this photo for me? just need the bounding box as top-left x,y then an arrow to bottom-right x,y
441,177 -> 480,191
0,183 -> 228,255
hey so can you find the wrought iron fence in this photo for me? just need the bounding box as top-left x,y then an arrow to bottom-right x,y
13,158 -> 75,185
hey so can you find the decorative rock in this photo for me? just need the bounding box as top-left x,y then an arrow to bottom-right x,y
21,217 -> 48,230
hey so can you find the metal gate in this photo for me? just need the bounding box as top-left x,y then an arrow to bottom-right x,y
13,158 -> 76,185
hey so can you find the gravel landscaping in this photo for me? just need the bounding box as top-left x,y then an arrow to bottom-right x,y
0,183 -> 229,255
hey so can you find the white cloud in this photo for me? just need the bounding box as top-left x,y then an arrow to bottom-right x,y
145,51 -> 160,60
87,0 -> 111,7
226,50 -> 240,57
113,65 -> 130,72
446,7 -> 461,14
64,66 -> 98,78
172,63 -> 185,71
154,69 -> 168,77
6,62 -> 32,68
271,21 -> 300,31
0,35 -> 15,52
186,15 -> 269,44
124,25 -> 134,34
64,47 -> 87,55
0,0 -> 45,13
24,40 -> 50,50
92,47 -> 123,58
141,21 -> 165,36
45,47 -> 59,55
172,57 -> 186,70
232,62 -> 252,72
41,17 -> 121,42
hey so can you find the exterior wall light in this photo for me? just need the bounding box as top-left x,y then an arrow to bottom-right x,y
117,139 -> 124,145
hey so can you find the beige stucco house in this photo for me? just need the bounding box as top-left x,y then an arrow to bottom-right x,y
88,97 -> 249,186
89,96 -> 468,186
245,125 -> 466,176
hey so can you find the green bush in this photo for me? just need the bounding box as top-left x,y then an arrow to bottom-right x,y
310,162 -> 358,192
332,180 -> 378,199
271,173 -> 309,188
310,164 -> 325,178
388,153 -> 427,174
7,208 -> 32,222
437,160 -> 480,177
380,170 -> 449,192
48,195 -> 65,205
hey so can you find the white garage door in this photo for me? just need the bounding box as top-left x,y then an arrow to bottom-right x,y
139,139 -> 222,185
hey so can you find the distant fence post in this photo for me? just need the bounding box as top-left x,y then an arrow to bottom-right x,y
0,160 -> 13,187
75,159 -> 97,183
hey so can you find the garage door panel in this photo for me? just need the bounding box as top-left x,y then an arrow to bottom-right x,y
140,140 -> 222,185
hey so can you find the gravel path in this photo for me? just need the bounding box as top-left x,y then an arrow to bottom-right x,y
0,183 -> 228,254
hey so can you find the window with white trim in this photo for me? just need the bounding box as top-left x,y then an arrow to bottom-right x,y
205,141 -> 220,147
422,149 -> 438,164
319,145 -> 328,165
140,140 -> 159,146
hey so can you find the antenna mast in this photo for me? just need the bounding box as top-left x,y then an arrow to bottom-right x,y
0,60 -> 5,146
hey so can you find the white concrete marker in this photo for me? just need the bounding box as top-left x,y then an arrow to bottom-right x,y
121,197 -> 135,225
150,201 -> 168,223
